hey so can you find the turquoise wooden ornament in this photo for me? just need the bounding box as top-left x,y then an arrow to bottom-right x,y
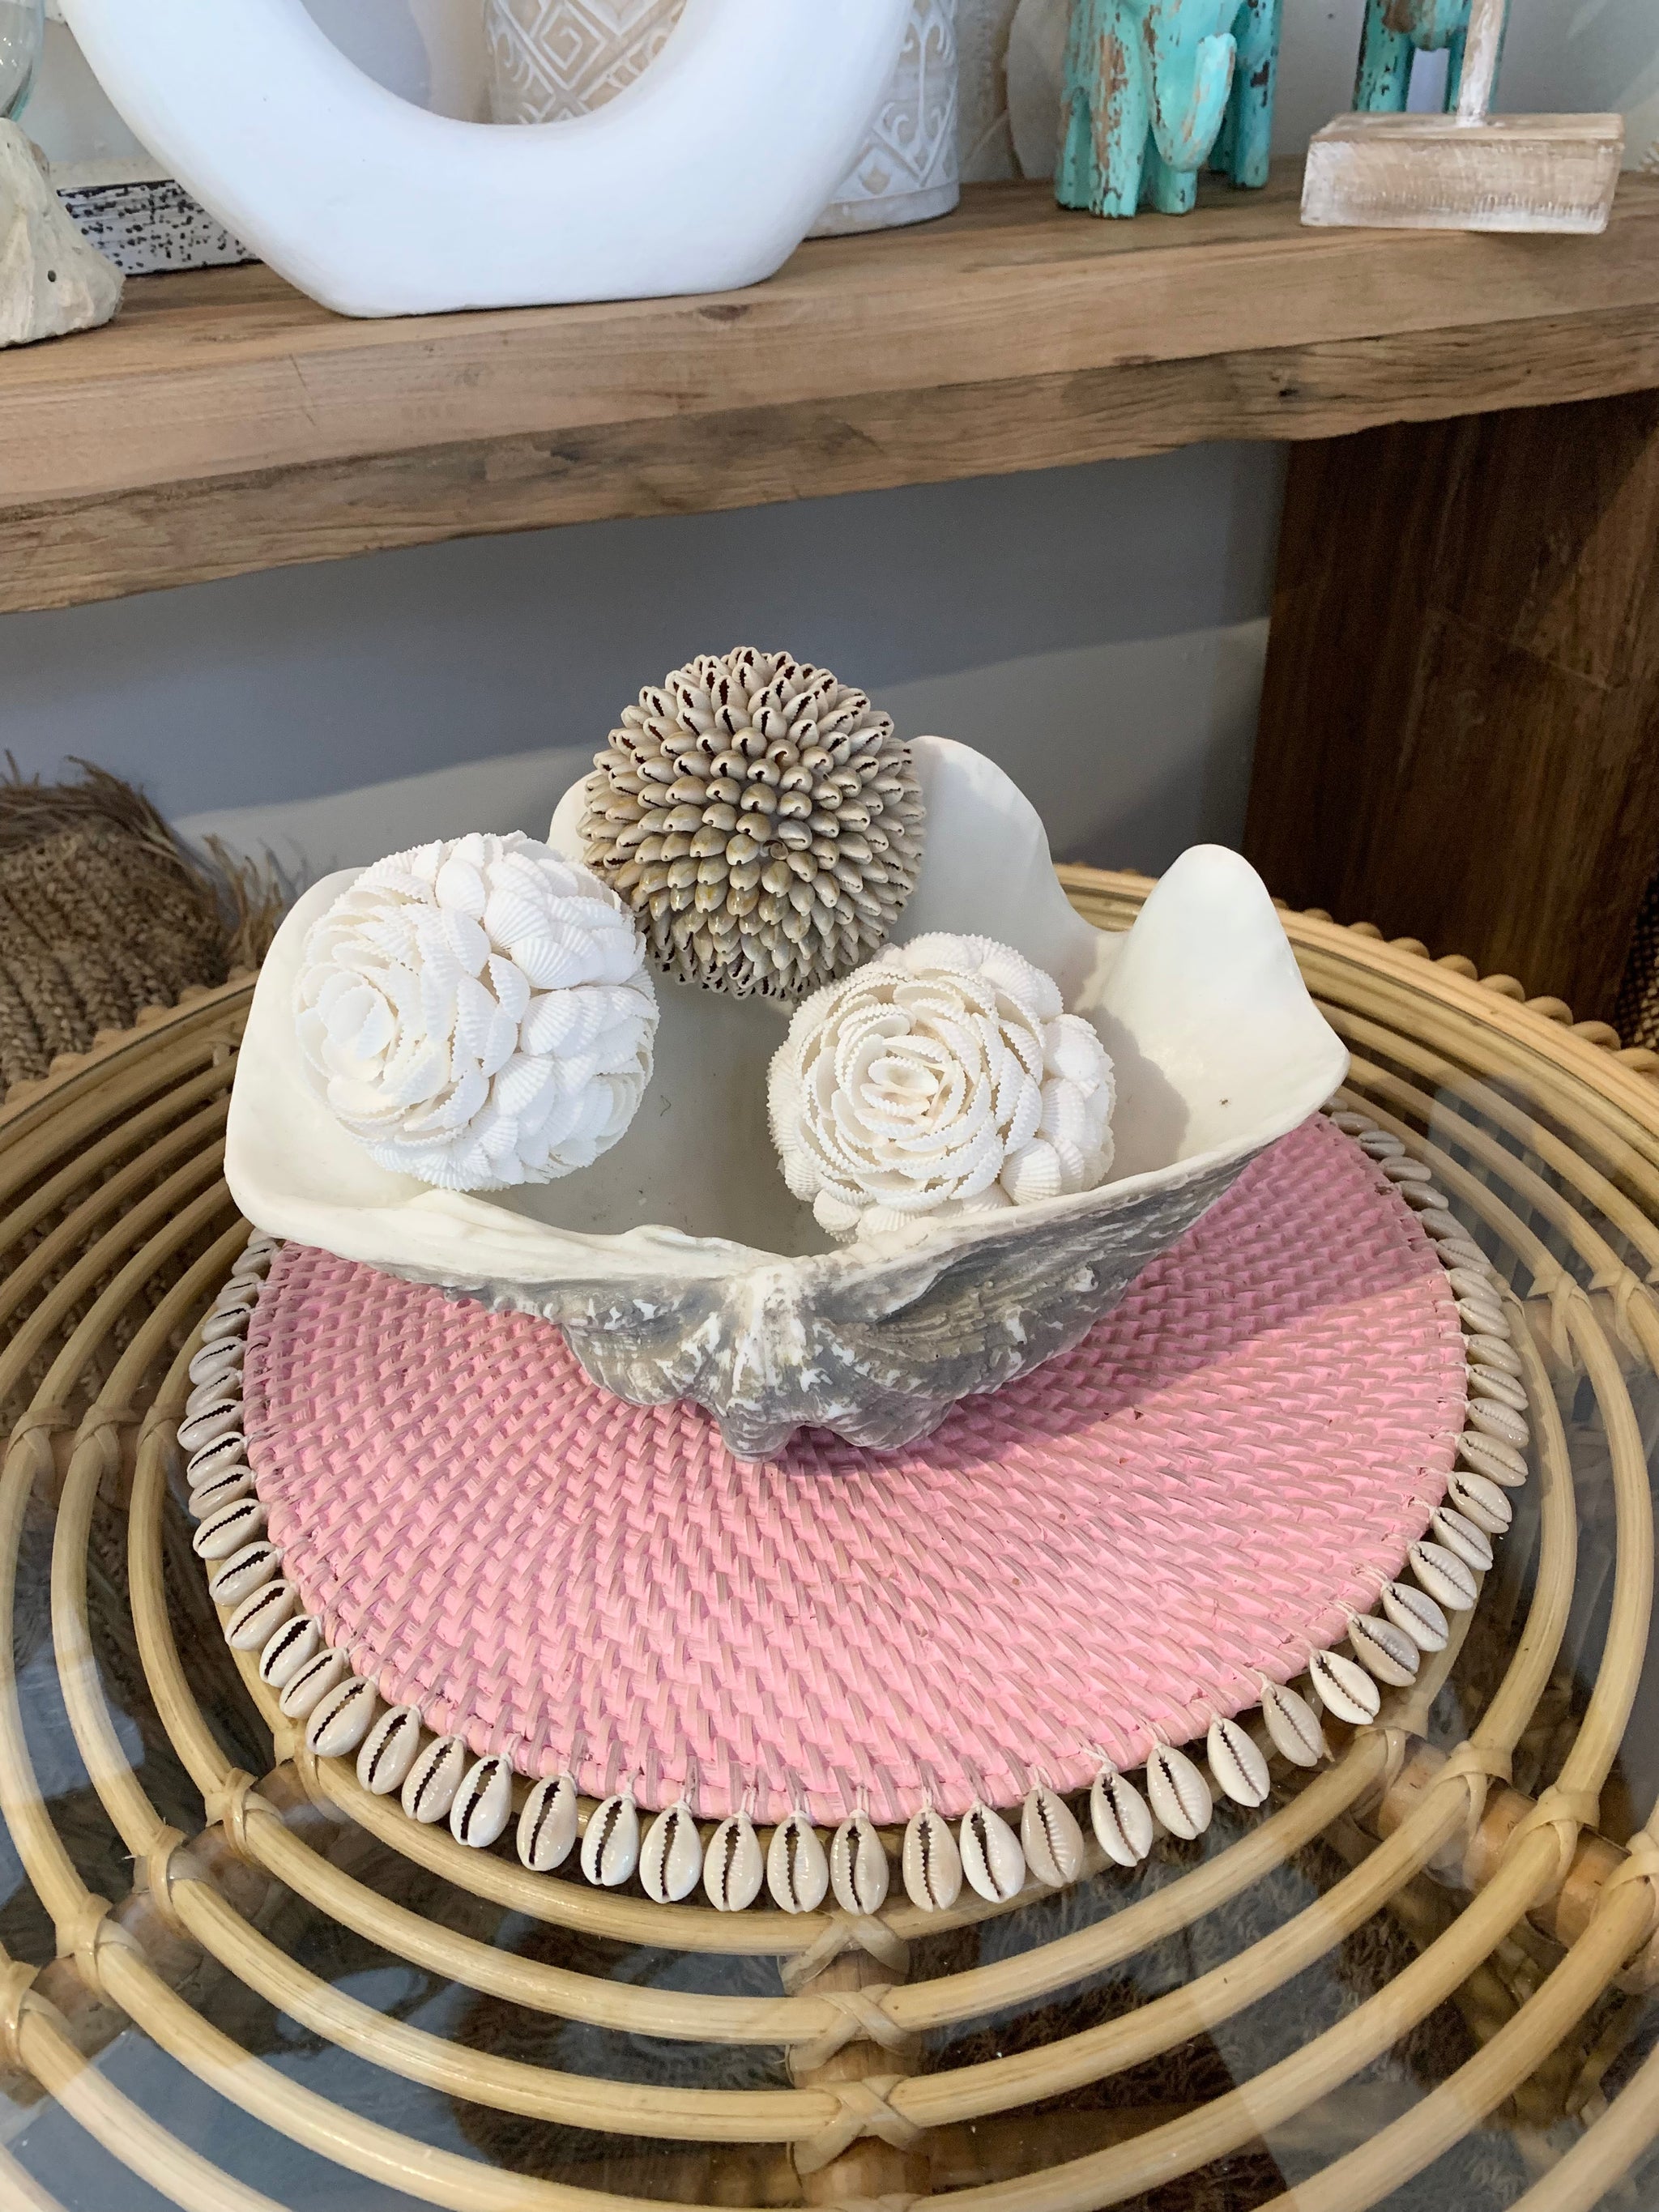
1353,0 -> 1503,116
1056,0 -> 1282,219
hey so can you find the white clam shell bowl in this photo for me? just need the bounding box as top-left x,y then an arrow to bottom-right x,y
228,739 -> 1348,1456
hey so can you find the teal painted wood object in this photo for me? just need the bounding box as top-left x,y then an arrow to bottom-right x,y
1057,0 -> 1283,218
1354,0 -> 1505,114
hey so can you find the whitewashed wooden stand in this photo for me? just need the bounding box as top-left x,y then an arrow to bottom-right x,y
1302,0 -> 1623,234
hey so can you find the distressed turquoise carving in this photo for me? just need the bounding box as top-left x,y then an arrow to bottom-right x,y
1057,0 -> 1283,219
1354,0 -> 1503,114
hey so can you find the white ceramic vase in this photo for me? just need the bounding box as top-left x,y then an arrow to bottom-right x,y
487,0 -> 961,238
228,740 -> 1348,1459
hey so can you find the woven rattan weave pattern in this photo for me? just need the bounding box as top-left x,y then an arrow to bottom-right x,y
0,878 -> 1655,2212
238,1116 -> 1467,1824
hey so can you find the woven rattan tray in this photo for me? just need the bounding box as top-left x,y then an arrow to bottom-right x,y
0,867 -> 1656,2211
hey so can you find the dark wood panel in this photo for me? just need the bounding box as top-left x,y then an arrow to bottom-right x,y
1246,390 -> 1659,1019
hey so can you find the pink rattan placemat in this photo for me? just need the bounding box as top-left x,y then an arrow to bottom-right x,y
241,1115 -> 1467,1823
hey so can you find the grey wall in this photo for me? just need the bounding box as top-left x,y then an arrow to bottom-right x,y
2,443 -> 1285,880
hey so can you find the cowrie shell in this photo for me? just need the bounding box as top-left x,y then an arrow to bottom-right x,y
1410,1539 -> 1478,1612
201,1306 -> 251,1345
1469,1367 -> 1527,1414
1146,1745 -> 1213,1839
1446,1265 -> 1499,1304
641,1803 -> 703,1903
189,1464 -> 255,1520
212,1277 -> 260,1317
1468,1400 -> 1528,1449
258,1611 -> 321,1688
186,1378 -> 241,1419
188,1339 -> 245,1390
232,1243 -> 275,1280
1431,1506 -> 1494,1572
177,1400 -> 242,1453
224,1579 -> 296,1652
207,1541 -> 280,1607
1206,1716 -> 1270,1808
1447,1468 -> 1512,1536
451,1757 -> 514,1849
1090,1766 -> 1154,1865
582,1794 -> 641,1887
766,1813 -> 829,1914
1456,1431 -> 1526,1487
357,1706 -> 423,1796
305,1675 -> 378,1759
1380,1155 -> 1431,1184
403,1736 -> 467,1825
960,1802 -> 1026,1902
1465,1333 -> 1521,1378
830,1813 -> 889,1915
279,1647 -> 349,1721
902,1806 -> 963,1912
1400,1182 -> 1451,1213
1455,1297 -> 1508,1339
704,1813 -> 765,1911
1381,1579 -> 1449,1652
1328,1110 -> 1371,1134
1260,1681 -> 1327,1768
192,1497 -> 267,1561
1021,1785 -> 1086,1887
1440,1243 -> 1491,1276
1358,1132 -> 1404,1158
187,1433 -> 247,1487
1348,1612 -> 1420,1688
1309,1648 -> 1381,1725
518,1776 -> 579,1873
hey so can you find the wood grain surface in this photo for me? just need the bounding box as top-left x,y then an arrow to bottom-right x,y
4,167 -> 1659,612
1246,387 -> 1659,1020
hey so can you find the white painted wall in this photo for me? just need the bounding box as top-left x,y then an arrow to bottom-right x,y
6,1 -> 1656,880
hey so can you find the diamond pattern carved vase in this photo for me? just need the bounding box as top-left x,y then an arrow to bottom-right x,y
486,0 -> 961,234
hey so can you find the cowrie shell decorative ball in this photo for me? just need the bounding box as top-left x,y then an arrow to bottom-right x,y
293,833 -> 658,1192
579,647 -> 926,999
769,931 -> 1115,1238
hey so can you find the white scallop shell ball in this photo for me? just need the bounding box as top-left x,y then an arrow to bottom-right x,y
294,832 -> 659,1192
768,932 -> 1115,1239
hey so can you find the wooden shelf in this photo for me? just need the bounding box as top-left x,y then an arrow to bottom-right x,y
3,165 -> 1658,614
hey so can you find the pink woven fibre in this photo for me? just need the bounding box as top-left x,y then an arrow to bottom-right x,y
241,1115 -> 1467,1822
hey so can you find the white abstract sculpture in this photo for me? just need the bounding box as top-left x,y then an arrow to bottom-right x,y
57,0 -> 913,317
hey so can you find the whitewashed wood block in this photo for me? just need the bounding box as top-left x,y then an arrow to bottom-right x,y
53,158 -> 252,274
485,0 -> 684,126
1302,111 -> 1624,235
812,0 -> 959,235
0,121 -> 122,348
487,0 -> 960,238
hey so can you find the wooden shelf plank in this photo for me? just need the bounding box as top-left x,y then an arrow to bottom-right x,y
3,166 -> 1658,614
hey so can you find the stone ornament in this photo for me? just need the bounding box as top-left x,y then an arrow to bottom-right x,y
486,0 -> 962,239
293,832 -> 657,1192
770,933 -> 1115,1238
580,649 -> 925,1001
228,735 -> 1349,1455
0,121 -> 122,347
58,0 -> 912,316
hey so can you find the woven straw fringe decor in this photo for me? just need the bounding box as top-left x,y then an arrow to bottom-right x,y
0,758 -> 284,1096
0,867 -> 1657,2212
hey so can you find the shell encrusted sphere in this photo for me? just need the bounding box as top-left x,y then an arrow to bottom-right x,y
294,833 -> 658,1191
769,932 -> 1116,1238
579,648 -> 926,998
